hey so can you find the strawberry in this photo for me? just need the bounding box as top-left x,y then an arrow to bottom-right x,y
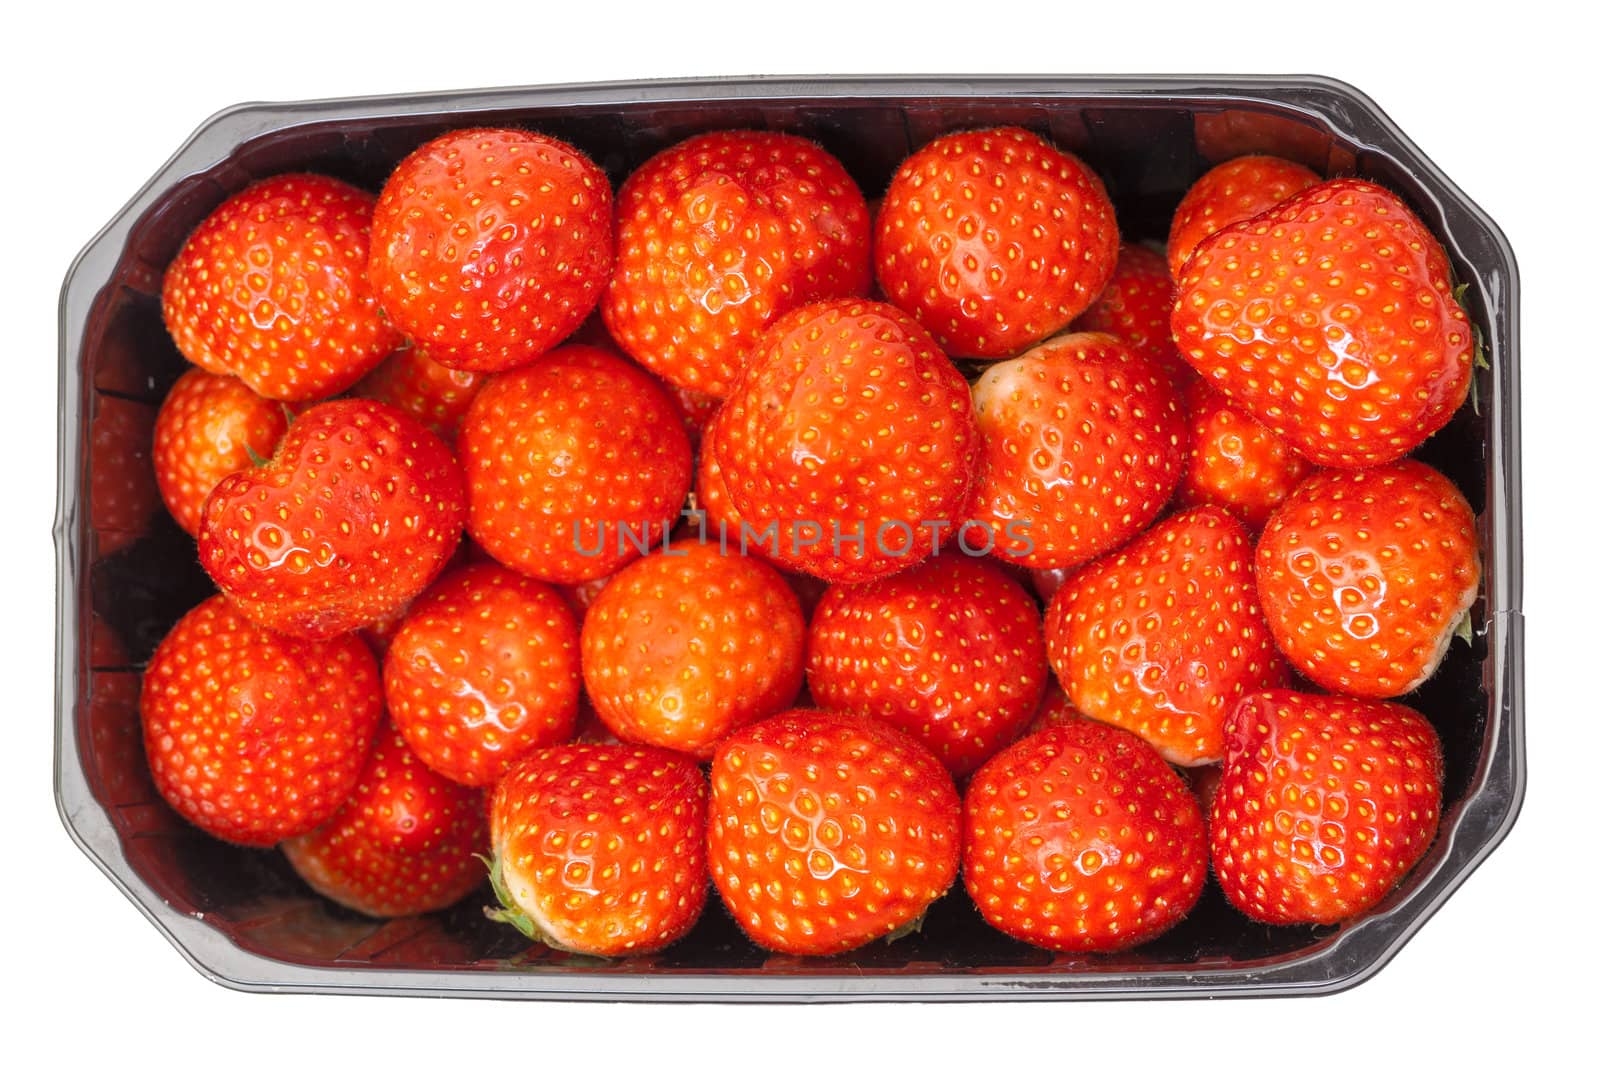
1166,155 -> 1320,276
370,128 -> 613,372
487,744 -> 708,956
1255,460 -> 1480,698
459,345 -> 693,584
665,382 -> 721,450
1028,566 -> 1077,604
282,721 -> 486,918
876,127 -> 1119,359
353,343 -> 487,443
384,563 -> 581,786
603,131 -> 871,397
1175,379 -> 1316,531
1073,243 -> 1190,385
153,368 -> 291,536
139,595 -> 383,846
89,394 -> 159,555
1210,689 -> 1443,925
161,173 -> 402,401
1045,507 -> 1287,766
581,541 -> 806,758
710,298 -> 979,583
708,709 -> 961,956
1024,679 -> 1081,735
198,398 -> 465,639
806,555 -> 1047,777
1171,178 -> 1473,468
965,332 -> 1186,569
964,719 -> 1207,952
555,574 -> 612,624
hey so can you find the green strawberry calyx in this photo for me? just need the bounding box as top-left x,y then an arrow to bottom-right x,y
479,852 -> 569,952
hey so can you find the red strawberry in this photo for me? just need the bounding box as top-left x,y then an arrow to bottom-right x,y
487,744 -> 708,956
603,131 -> 871,397
1176,380 -> 1316,531
1255,460 -> 1480,698
806,555 -> 1046,777
1028,566 -> 1076,605
555,574 -> 612,624
153,368 -> 291,536
876,127 -> 1119,359
581,541 -> 806,758
1045,507 -> 1287,766
1166,155 -> 1320,275
1210,689 -> 1443,925
965,332 -> 1187,569
1171,178 -> 1473,468
370,128 -> 613,372
711,298 -> 979,583
198,398 -> 466,639
964,719 -> 1207,952
708,710 -> 960,955
1024,680 -> 1082,735
354,343 -> 487,443
162,173 -> 402,401
665,382 -> 721,450
282,721 -> 486,918
89,394 -> 159,555
139,595 -> 383,846
459,345 -> 692,584
1073,243 -> 1190,385
384,563 -> 581,786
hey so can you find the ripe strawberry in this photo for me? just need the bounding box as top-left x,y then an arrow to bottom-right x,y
603,131 -> 871,397
666,382 -> 721,450
965,332 -> 1186,569
459,345 -> 693,584
198,398 -> 465,639
964,719 -> 1207,952
140,595 -> 383,846
1176,380 -> 1316,531
1255,460 -> 1480,697
708,710 -> 961,956
282,721 -> 487,918
384,563 -> 581,786
876,127 -> 1118,359
1024,680 -> 1081,735
555,574 -> 612,624
1210,689 -> 1443,925
711,299 -> 979,583
487,744 -> 708,956
153,368 -> 291,536
1073,243 -> 1190,385
1171,178 -> 1473,467
582,541 -> 806,758
1028,566 -> 1077,604
806,555 -> 1046,777
370,128 -> 613,372
354,343 -> 487,443
162,173 -> 402,401
1045,507 -> 1287,766
1166,155 -> 1320,275
89,394 -> 159,555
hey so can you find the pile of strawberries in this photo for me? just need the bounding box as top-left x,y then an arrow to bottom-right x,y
130,123 -> 1480,959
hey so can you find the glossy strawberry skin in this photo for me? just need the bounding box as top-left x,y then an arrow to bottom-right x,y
1255,460 -> 1481,698
1166,155 -> 1320,276
459,345 -> 693,584
1210,690 -> 1443,925
1045,507 -> 1288,766
807,556 -> 1047,777
603,131 -> 871,397
711,299 -> 979,583
198,399 -> 465,639
140,596 -> 383,847
964,720 -> 1207,953
1176,380 -> 1316,531
384,563 -> 581,787
1172,178 -> 1473,468
966,332 -> 1187,570
370,128 -> 613,372
153,368 -> 292,536
1073,243 -> 1190,385
708,710 -> 961,956
582,542 -> 806,759
162,173 -> 402,401
876,127 -> 1119,359
354,344 -> 487,443
489,744 -> 708,956
282,721 -> 487,918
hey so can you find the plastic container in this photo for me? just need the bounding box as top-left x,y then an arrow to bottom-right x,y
54,75 -> 1524,1000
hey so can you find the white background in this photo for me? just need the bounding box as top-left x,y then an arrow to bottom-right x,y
9,2 -> 1587,1061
